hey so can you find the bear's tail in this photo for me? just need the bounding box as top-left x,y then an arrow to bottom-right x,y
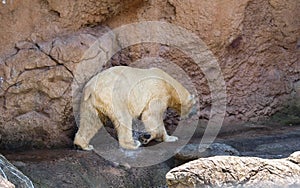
74,89 -> 104,150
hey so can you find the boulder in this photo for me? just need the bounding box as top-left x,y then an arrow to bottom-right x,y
0,175 -> 15,188
166,151 -> 300,188
0,154 -> 34,188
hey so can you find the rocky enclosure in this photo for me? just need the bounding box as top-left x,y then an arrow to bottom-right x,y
0,0 -> 299,149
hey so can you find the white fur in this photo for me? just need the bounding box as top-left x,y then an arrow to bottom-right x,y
74,66 -> 195,150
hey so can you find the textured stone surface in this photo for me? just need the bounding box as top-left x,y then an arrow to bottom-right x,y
0,28 -> 106,149
166,151 -> 300,188
0,0 -> 145,57
3,149 -> 171,188
175,143 -> 240,162
0,0 -> 299,149
108,0 -> 300,124
218,124 -> 300,159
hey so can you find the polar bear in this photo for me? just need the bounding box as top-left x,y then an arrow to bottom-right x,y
74,66 -> 196,150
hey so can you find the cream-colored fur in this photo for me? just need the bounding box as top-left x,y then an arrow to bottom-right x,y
74,66 -> 196,150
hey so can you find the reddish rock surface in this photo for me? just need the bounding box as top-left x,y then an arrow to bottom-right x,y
0,0 -> 299,149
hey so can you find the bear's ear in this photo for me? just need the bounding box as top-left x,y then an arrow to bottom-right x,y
189,94 -> 196,104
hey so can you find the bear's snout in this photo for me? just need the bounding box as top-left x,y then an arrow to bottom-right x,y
139,133 -> 152,144
188,105 -> 198,118
143,133 -> 151,139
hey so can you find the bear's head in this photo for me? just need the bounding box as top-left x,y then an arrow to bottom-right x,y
180,94 -> 197,119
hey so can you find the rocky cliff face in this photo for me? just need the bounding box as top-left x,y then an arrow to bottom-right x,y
0,0 -> 299,149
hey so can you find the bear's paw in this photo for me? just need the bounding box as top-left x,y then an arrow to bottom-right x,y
83,145 -> 94,151
120,140 -> 142,150
164,135 -> 178,142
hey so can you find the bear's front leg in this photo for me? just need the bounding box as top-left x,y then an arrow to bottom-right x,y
151,122 -> 178,143
114,119 -> 141,150
142,98 -> 178,143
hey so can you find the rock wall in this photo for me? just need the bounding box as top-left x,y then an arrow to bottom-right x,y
107,0 -> 300,123
0,0 -> 145,57
0,0 -> 299,149
0,0 -> 145,149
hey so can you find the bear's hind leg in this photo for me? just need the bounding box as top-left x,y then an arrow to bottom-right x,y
74,100 -> 104,150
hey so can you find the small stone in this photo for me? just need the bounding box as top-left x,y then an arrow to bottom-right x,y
12,161 -> 26,168
288,151 -> 300,164
15,41 -> 37,50
175,143 -> 240,161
